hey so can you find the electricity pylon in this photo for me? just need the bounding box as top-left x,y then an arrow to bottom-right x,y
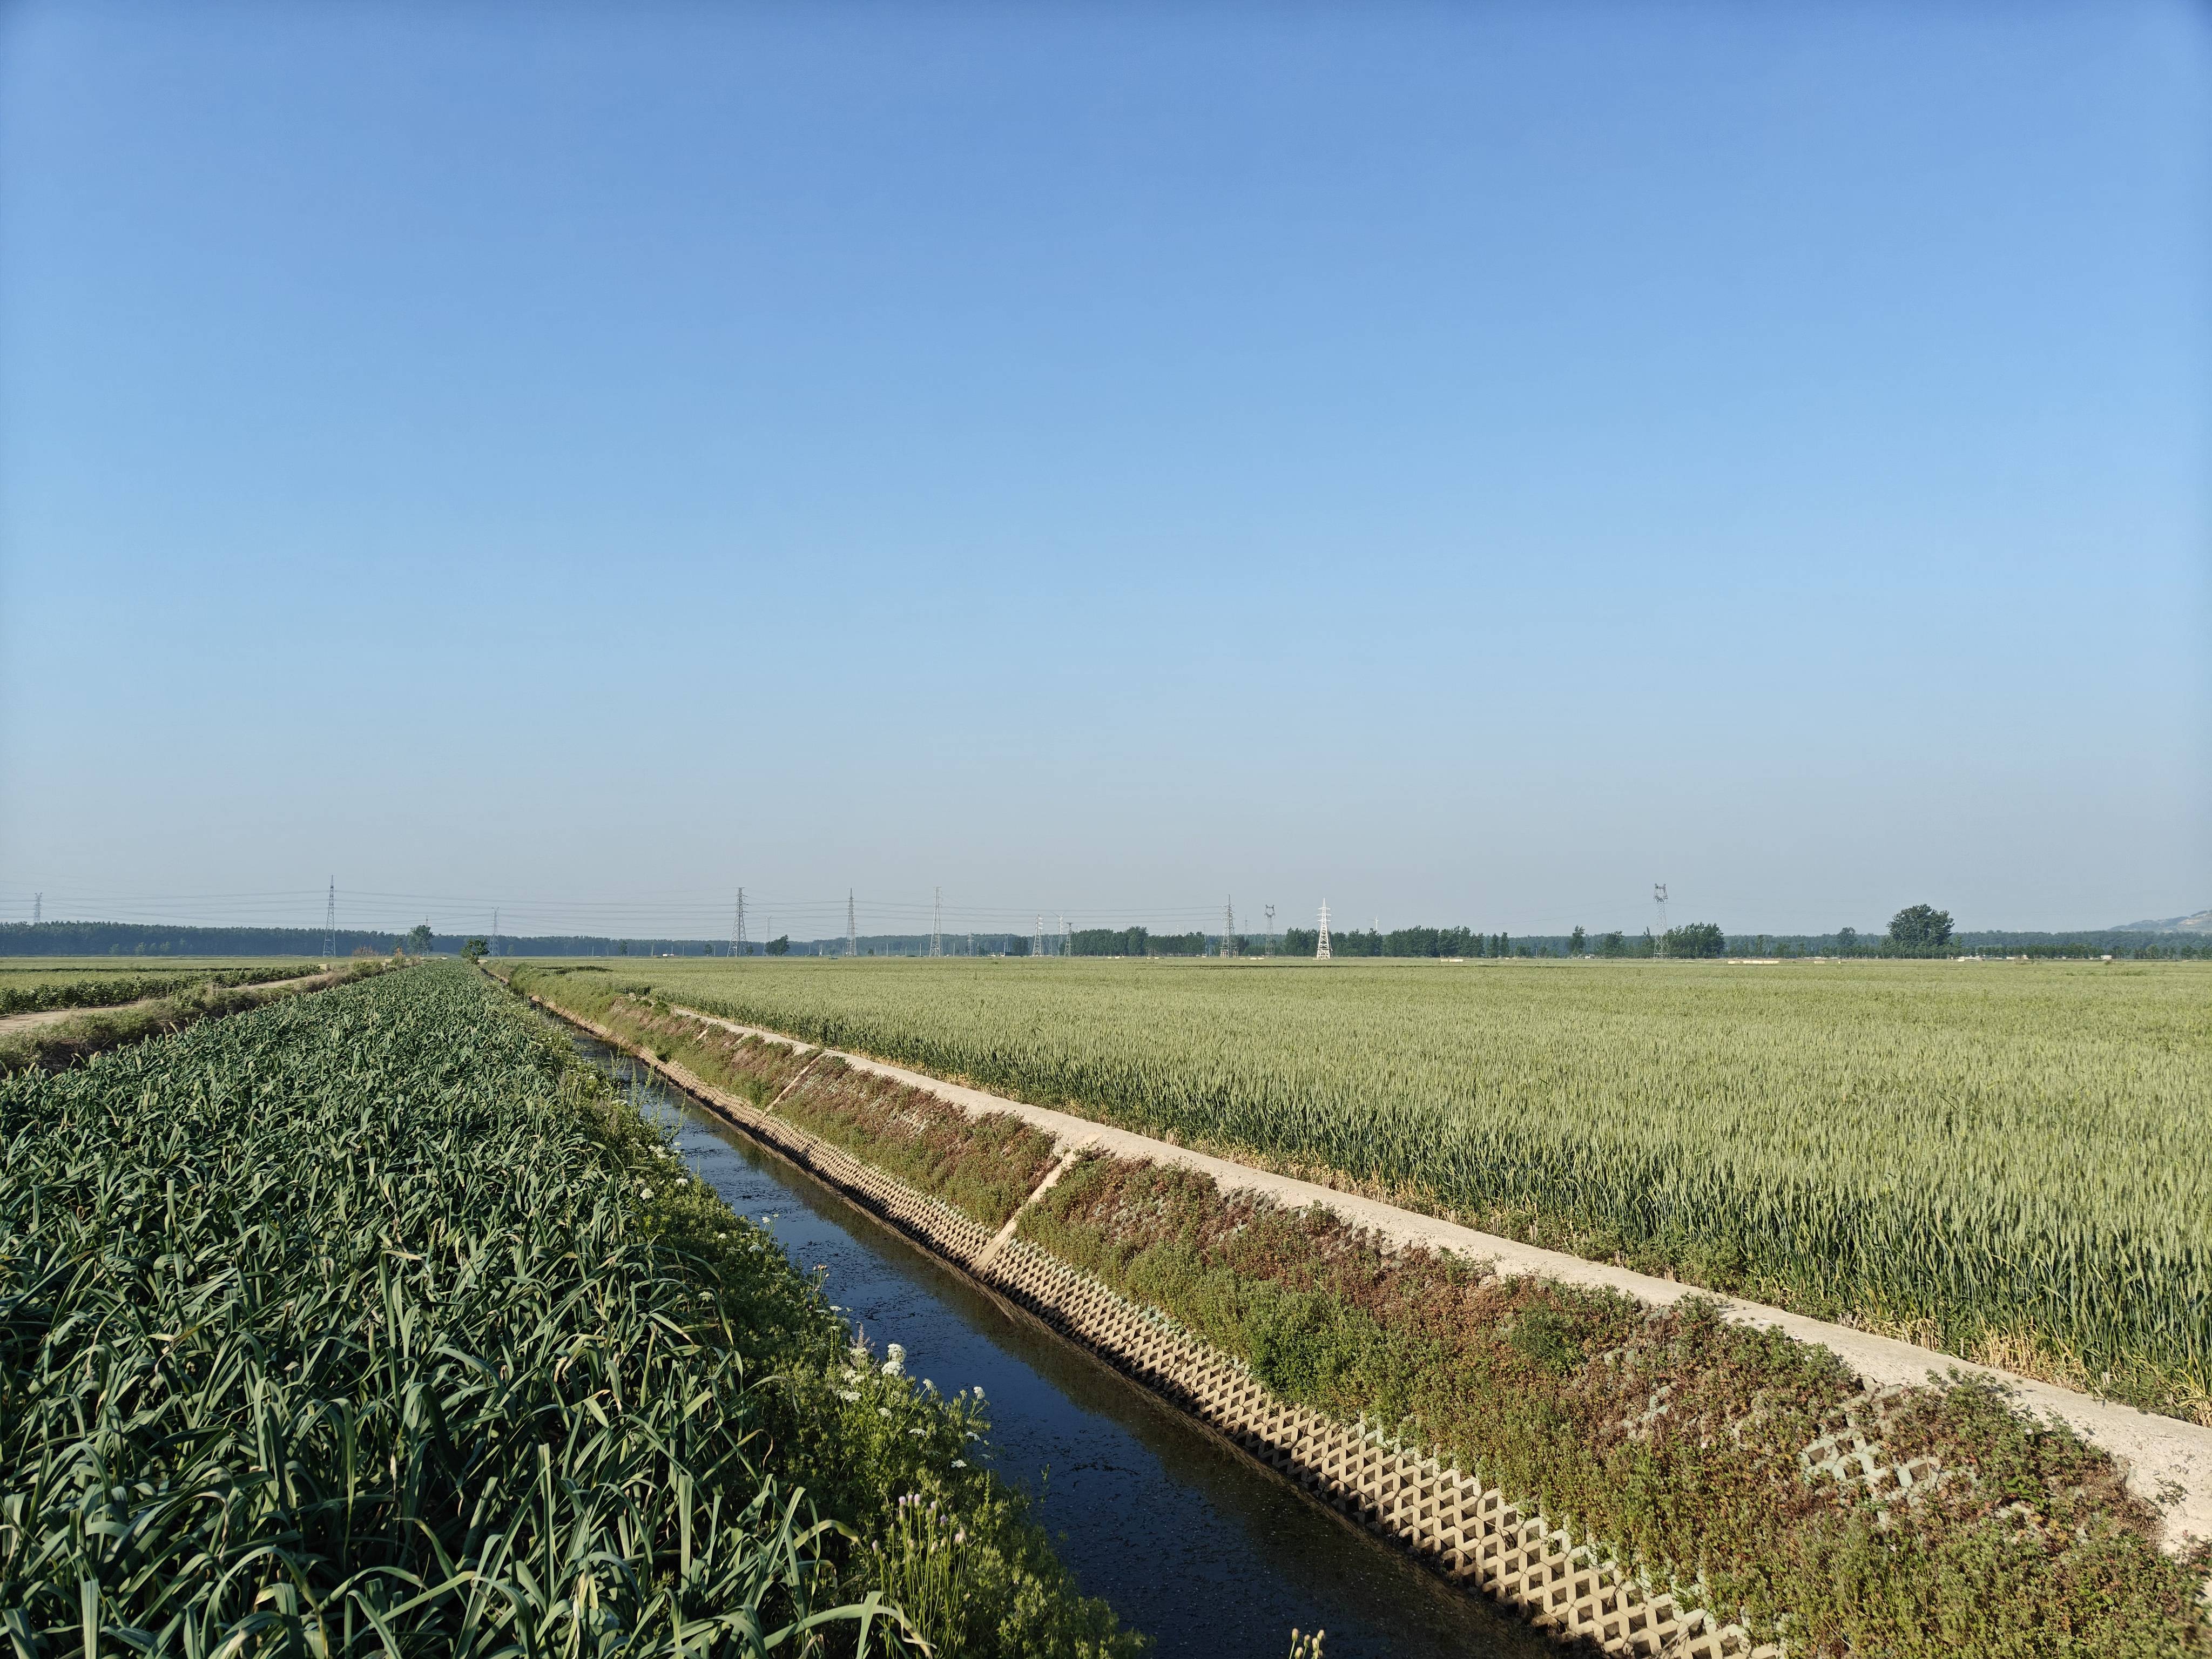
1317,901 -> 1332,961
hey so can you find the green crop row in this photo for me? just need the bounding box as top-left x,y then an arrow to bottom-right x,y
0,963 -> 1138,1658
524,956 -> 2212,1418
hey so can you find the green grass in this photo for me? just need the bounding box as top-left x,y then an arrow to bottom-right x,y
0,963 -> 1141,1657
1016,1154 -> 2209,1658
517,956 -> 2212,1417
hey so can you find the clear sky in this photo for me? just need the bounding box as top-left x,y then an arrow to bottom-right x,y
2,1 -> 2206,942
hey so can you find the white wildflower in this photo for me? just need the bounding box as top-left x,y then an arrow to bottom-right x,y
882,1343 -> 906,1377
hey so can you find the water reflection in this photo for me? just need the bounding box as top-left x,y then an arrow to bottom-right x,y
571,1033 -> 1548,1659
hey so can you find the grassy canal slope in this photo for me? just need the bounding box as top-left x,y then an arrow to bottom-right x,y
0,963 -> 1137,1658
539,955 -> 2212,1422
509,973 -> 2212,1658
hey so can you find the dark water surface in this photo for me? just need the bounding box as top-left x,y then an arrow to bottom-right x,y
566,1029 -> 1548,1659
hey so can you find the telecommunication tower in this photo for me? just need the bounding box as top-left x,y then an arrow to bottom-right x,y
323,879 -> 336,960
932,888 -> 942,956
1317,901 -> 1332,961
847,891 -> 858,957
1653,884 -> 1669,955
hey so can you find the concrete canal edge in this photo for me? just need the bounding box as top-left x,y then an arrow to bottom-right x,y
528,988 -> 1779,1657
662,1005 -> 2212,1563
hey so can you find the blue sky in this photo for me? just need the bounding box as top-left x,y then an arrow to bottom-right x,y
2,1 -> 2205,941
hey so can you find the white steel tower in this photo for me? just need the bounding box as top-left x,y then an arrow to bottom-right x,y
847,891 -> 858,957
1317,901 -> 1331,960
323,879 -> 336,960
1653,884 -> 1668,955
1223,897 -> 1235,957
932,888 -> 942,956
1034,914 -> 1043,958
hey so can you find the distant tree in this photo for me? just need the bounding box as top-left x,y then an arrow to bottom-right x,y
1638,928 -> 1656,957
461,937 -> 488,963
1596,930 -> 1627,957
767,935 -> 791,955
406,923 -> 433,954
1888,905 -> 1954,950
1836,926 -> 1859,953
1568,925 -> 1586,955
1664,922 -> 1726,957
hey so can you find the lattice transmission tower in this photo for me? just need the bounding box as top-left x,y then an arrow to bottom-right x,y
1033,914 -> 1043,958
847,891 -> 858,957
932,888 -> 942,957
323,879 -> 336,960
1317,901 -> 1332,961
1653,884 -> 1669,956
1223,897 -> 1235,957
732,890 -> 747,957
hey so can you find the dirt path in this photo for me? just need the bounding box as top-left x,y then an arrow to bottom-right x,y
661,1000 -> 2212,1556
0,968 -> 335,1037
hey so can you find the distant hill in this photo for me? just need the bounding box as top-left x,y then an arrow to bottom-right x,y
2112,908 -> 2212,934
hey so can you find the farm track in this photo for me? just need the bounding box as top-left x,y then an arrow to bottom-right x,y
0,966 -> 335,1035
633,995 -> 2212,1557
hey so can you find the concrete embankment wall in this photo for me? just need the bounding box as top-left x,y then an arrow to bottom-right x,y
536,990 -> 1775,1657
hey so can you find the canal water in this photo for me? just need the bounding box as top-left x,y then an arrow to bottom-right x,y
569,1030 -> 1548,1659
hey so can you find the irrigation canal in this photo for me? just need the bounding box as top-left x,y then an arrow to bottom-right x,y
564,1027 -> 1550,1658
